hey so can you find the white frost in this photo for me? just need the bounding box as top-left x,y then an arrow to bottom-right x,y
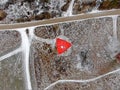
0,0 -> 8,5
107,15 -> 120,58
18,29 -> 32,90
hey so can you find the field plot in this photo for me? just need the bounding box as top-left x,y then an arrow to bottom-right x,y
29,16 -> 120,90
0,53 -> 25,90
0,31 -> 25,90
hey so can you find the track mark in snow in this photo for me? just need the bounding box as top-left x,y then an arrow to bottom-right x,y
112,15 -> 118,41
0,48 -> 22,62
34,35 -> 55,44
45,67 -> 120,90
18,29 -> 32,90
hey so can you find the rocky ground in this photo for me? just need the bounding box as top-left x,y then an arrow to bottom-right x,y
0,0 -> 120,24
29,16 -> 120,90
0,14 -> 120,90
0,0 -> 120,90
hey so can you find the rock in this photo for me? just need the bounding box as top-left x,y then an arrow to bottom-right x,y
73,0 -> 96,14
0,10 -> 7,20
40,0 -> 49,3
35,12 -> 51,20
25,0 -> 34,3
16,17 -> 31,23
115,53 -> 120,63
61,2 -> 70,11
99,0 -> 120,10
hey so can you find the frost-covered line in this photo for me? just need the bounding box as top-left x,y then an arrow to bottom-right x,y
34,35 -> 55,44
18,29 -> 32,90
64,0 -> 75,16
112,15 -> 118,40
59,25 -> 64,35
29,27 -> 35,43
107,15 -> 119,58
44,67 -> 120,90
0,47 -> 22,62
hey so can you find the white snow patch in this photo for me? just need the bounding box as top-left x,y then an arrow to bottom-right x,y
18,29 -> 32,90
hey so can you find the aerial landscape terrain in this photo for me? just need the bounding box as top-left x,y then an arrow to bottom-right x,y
0,0 -> 120,90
